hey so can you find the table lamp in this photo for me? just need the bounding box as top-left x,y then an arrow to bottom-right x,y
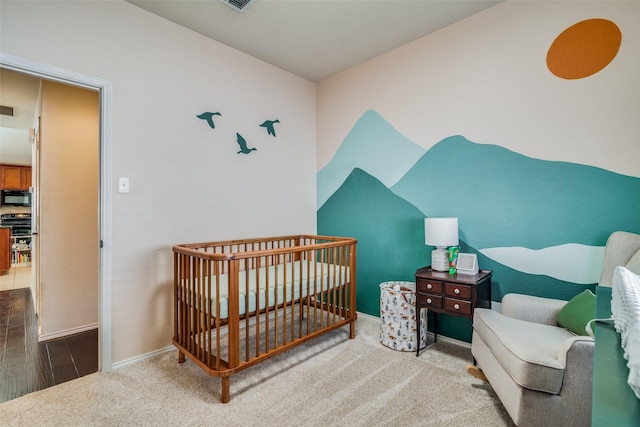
425,217 -> 459,271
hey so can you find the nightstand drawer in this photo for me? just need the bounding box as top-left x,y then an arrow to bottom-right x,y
414,266 -> 492,356
445,283 -> 471,300
444,298 -> 472,315
417,294 -> 443,310
417,279 -> 443,294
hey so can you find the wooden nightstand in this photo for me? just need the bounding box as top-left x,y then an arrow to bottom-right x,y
415,266 -> 492,356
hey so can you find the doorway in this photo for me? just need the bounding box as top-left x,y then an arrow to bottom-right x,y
36,79 -> 100,342
0,52 -> 112,384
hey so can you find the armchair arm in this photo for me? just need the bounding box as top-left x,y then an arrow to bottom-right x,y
542,335 -> 595,426
558,335 -> 594,368
501,293 -> 567,325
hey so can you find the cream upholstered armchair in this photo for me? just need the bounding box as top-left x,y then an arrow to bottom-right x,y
471,231 -> 640,427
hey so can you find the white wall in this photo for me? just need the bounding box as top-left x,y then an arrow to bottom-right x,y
1,1 -> 316,363
317,1 -> 640,179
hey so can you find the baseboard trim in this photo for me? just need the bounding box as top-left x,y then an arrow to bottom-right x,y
430,332 -> 471,349
39,323 -> 99,342
357,311 -> 471,349
110,310 -> 471,369
112,345 -> 175,370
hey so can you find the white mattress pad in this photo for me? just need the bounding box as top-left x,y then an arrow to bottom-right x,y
188,261 -> 350,319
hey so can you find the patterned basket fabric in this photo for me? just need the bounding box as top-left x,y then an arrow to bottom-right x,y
379,281 -> 427,351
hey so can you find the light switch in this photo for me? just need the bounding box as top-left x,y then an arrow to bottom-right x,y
118,177 -> 130,193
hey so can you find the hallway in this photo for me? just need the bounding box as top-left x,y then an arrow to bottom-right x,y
0,265 -> 31,292
0,286 -> 98,403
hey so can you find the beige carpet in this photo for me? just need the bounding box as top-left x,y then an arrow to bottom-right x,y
0,315 -> 514,426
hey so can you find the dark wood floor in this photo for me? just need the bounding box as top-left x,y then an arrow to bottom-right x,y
0,288 -> 98,403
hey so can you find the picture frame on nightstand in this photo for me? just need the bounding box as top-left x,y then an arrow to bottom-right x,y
456,253 -> 478,275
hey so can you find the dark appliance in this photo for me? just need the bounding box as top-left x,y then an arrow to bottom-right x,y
0,213 -> 32,236
1,190 -> 31,207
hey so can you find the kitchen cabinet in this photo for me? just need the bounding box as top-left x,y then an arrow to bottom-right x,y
24,168 -> 32,189
0,164 -> 32,190
0,227 -> 10,274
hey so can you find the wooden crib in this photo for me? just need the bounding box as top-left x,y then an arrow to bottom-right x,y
172,234 -> 357,403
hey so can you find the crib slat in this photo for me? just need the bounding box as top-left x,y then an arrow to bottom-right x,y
283,255 -> 289,345
228,259 -> 240,368
349,242 -> 357,338
214,261 -> 221,371
244,261 -> 250,362
254,256 -> 261,358
204,260 -> 211,367
197,257 -> 203,361
265,255 -> 271,353
274,260 -> 280,348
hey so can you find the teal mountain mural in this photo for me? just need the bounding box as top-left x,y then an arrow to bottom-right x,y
392,136 -> 639,249
317,110 -> 640,342
318,167 -> 432,316
317,110 -> 426,208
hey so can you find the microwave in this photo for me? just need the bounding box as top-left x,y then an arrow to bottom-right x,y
0,190 -> 31,207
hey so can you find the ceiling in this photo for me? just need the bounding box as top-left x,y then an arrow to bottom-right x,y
127,0 -> 502,82
1,0 -> 502,164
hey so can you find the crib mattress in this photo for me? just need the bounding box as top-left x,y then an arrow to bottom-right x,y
188,261 -> 350,319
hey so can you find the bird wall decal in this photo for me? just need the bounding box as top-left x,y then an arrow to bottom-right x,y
236,133 -> 257,154
259,119 -> 280,137
196,112 -> 222,129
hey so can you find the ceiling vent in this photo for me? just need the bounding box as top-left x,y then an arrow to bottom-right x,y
219,0 -> 256,13
0,105 -> 15,117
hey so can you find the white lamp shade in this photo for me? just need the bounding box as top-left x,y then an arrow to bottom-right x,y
425,217 -> 459,247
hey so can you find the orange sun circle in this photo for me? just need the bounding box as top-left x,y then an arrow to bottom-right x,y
547,19 -> 621,80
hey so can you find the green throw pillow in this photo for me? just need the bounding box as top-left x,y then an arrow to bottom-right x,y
556,289 -> 596,336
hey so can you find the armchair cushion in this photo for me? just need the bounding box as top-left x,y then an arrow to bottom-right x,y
599,231 -> 640,287
474,308 -> 575,394
626,249 -> 640,273
501,293 -> 567,325
556,289 -> 596,335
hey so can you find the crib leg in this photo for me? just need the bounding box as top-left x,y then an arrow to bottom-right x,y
221,377 -> 230,404
349,321 -> 356,339
178,350 -> 185,364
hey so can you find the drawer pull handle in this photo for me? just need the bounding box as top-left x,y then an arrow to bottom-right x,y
427,298 -> 432,304
427,284 -> 432,290
454,303 -> 460,310
454,288 -> 460,295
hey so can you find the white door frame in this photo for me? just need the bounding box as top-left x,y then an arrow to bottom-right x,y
1,52 -> 113,371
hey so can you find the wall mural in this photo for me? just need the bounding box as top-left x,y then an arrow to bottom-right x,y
260,119 -> 280,137
196,111 -> 222,129
196,112 -> 280,155
546,19 -> 621,80
236,133 -> 257,154
316,19 -> 637,342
